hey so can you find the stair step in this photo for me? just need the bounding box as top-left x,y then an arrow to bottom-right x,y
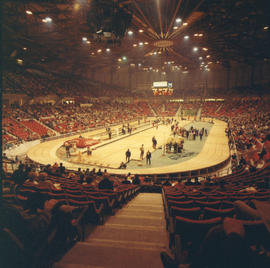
54,241 -> 165,268
102,223 -> 164,232
106,215 -> 164,226
88,226 -> 167,244
116,209 -> 164,217
55,193 -> 167,268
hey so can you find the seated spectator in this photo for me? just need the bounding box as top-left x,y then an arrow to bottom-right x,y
90,168 -> 96,175
85,168 -> 90,176
85,176 -> 93,184
239,156 -> 247,167
239,186 -> 257,193
58,162 -> 66,175
78,174 -> 85,184
24,171 -> 38,184
193,177 -> 201,185
119,162 -> 127,169
36,172 -> 58,190
2,192 -> 75,254
96,168 -> 103,176
122,177 -> 131,184
43,164 -> 53,175
132,175 -> 141,185
11,164 -> 28,185
103,169 -> 109,177
98,177 -> 114,190
1,167 -> 7,181
162,180 -> 172,186
191,217 -> 257,268
160,218 -> 259,268
76,168 -> 83,177
234,199 -> 270,234
256,177 -> 270,189
52,162 -> 58,169
203,176 -> 216,186
184,178 -> 193,186
218,179 -> 227,191
127,172 -> 133,182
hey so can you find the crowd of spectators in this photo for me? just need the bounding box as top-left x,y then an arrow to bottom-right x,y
3,71 -> 134,98
2,106 -> 55,149
2,95 -> 270,268
200,101 -> 222,118
198,99 -> 270,171
34,101 -> 151,134
151,102 -> 180,117
1,160 -> 141,267
161,164 -> 270,268
2,100 -> 160,147
3,99 -> 270,159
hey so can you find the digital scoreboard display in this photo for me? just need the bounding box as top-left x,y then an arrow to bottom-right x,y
152,81 -> 173,96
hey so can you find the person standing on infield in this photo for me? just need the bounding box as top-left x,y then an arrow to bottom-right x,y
140,144 -> 144,160
126,149 -> 131,162
146,150 -> 151,165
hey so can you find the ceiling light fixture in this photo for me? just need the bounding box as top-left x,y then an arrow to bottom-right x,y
43,17 -> 52,23
17,59 -> 23,64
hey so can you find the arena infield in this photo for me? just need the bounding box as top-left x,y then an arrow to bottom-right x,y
27,118 -> 230,176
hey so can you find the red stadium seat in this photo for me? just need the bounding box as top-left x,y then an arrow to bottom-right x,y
195,200 -> 221,209
168,200 -> 194,208
170,206 -> 201,219
203,207 -> 235,219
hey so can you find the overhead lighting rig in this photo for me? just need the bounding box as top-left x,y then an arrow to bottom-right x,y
86,0 -> 133,45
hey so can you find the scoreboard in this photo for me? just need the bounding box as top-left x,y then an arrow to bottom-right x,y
152,81 -> 173,96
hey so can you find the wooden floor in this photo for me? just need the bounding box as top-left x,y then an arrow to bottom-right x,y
27,119 -> 229,175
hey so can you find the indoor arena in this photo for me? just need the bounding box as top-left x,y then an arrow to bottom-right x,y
2,1 -> 270,268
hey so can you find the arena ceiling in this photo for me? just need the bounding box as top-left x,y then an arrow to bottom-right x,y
2,0 -> 270,77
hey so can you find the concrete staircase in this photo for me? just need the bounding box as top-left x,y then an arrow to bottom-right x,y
54,193 -> 168,268
175,104 -> 182,117
215,103 -> 223,114
148,104 -> 157,117
196,107 -> 202,121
